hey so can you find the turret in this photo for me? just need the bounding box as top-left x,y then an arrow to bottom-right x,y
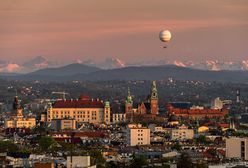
104,101 -> 110,125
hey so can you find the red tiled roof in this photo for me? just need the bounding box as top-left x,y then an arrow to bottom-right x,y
74,132 -> 108,138
218,123 -> 229,128
53,99 -> 104,108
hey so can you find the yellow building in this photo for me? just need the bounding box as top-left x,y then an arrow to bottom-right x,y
47,96 -> 111,125
5,96 -> 36,128
112,113 -> 126,124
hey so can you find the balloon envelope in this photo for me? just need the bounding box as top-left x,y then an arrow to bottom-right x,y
159,30 -> 171,42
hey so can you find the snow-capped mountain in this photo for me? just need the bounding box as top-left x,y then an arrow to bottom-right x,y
0,60 -> 21,73
168,60 -> 248,71
0,56 -> 60,73
21,56 -> 60,72
1,56 -> 248,74
98,57 -> 126,69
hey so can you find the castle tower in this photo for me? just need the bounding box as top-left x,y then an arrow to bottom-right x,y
125,87 -> 133,114
13,96 -> 23,117
150,81 -> 159,115
104,101 -> 111,125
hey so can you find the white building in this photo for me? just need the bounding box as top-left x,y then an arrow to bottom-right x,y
169,126 -> 194,141
148,124 -> 165,133
66,156 -> 96,168
226,137 -> 248,160
126,124 -> 150,146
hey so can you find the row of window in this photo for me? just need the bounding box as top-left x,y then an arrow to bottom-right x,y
52,110 -> 98,114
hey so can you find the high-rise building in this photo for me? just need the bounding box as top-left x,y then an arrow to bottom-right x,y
126,124 -> 150,146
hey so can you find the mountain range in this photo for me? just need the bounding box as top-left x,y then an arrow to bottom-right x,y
1,63 -> 248,83
1,56 -> 248,74
0,56 -> 248,83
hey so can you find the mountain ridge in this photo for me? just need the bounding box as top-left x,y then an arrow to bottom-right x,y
1,64 -> 248,83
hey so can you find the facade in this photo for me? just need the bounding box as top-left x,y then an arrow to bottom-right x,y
169,126 -> 194,141
226,137 -> 248,160
51,118 -> 76,131
47,96 -> 111,125
112,113 -> 126,124
5,96 -> 36,128
66,156 -> 96,168
167,102 -> 228,119
126,124 -> 150,146
5,118 -> 36,128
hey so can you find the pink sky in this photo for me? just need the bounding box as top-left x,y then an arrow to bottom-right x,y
0,0 -> 248,64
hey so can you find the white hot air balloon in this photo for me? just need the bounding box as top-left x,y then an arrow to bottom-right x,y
159,30 -> 171,48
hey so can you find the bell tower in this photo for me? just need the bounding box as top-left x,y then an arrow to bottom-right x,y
13,96 -> 23,117
150,81 -> 158,115
125,87 -> 133,114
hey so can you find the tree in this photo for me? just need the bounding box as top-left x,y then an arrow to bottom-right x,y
129,154 -> 148,168
171,142 -> 181,151
38,136 -> 57,152
177,152 -> 193,168
196,135 -> 207,144
106,161 -> 118,168
0,140 -> 18,153
89,150 -> 106,167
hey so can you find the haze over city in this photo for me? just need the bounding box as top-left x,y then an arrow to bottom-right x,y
1,0 -> 248,65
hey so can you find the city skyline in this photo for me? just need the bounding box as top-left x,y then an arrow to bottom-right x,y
0,0 -> 248,63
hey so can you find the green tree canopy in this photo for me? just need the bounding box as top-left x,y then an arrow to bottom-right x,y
38,136 -> 57,152
0,140 -> 18,153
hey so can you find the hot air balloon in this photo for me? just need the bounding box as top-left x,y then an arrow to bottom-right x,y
159,30 -> 171,48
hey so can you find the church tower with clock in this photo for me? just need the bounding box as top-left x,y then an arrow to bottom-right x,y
150,81 -> 159,115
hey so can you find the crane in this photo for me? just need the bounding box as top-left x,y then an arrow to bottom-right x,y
52,91 -> 69,100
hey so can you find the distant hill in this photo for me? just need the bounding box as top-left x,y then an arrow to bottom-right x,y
2,64 -> 248,83
80,65 -> 248,82
28,63 -> 101,76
